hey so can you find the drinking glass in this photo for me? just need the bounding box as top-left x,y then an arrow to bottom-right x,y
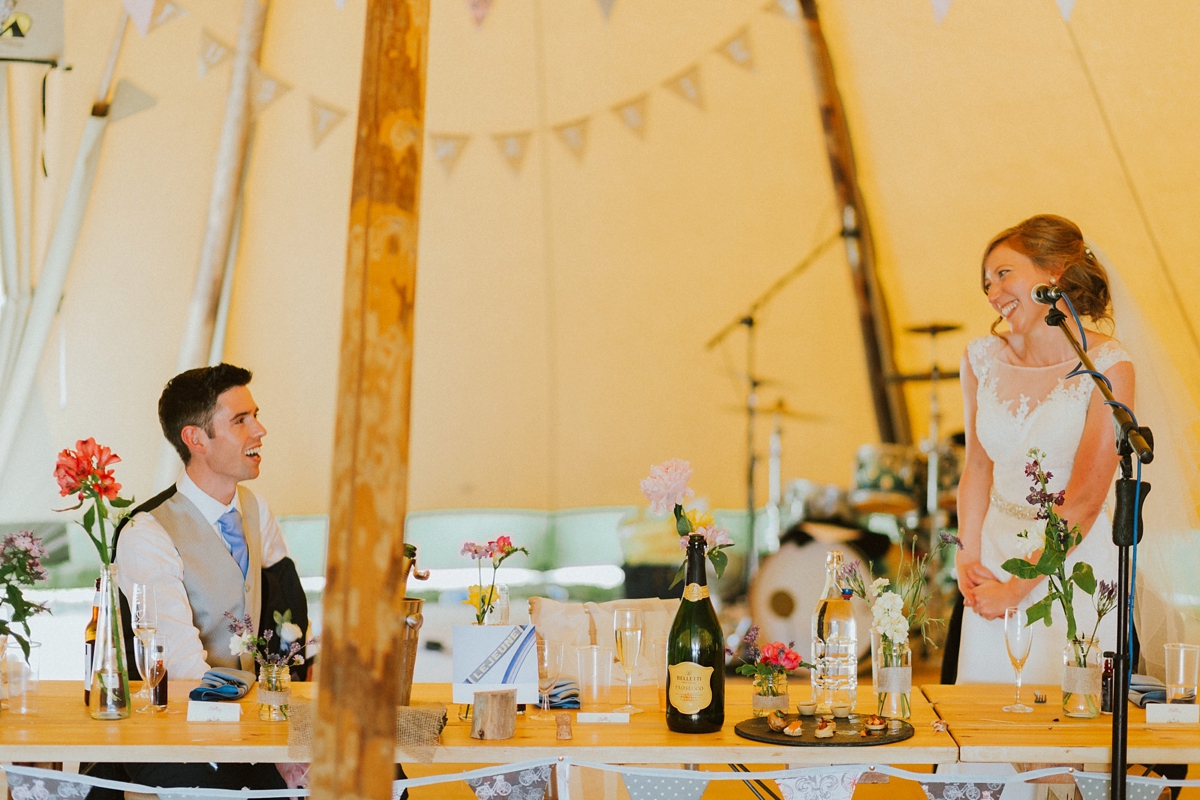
613,607 -> 643,714
530,639 -> 563,721
1003,606 -> 1034,713
137,634 -> 169,714
132,583 -> 158,700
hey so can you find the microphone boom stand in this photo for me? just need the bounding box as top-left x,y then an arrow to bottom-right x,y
1043,302 -> 1152,800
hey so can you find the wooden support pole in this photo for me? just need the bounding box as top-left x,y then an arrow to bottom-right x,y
311,1 -> 430,798
797,0 -> 910,444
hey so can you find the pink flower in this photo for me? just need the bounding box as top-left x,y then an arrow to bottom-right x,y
779,648 -> 802,671
760,641 -> 782,665
639,459 -> 695,515
695,524 -> 732,549
53,438 -> 122,499
460,541 -> 490,560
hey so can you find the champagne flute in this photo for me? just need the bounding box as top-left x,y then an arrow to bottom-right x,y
1003,606 -> 1034,713
530,639 -> 563,721
614,607 -> 643,715
137,634 -> 168,714
132,583 -> 158,699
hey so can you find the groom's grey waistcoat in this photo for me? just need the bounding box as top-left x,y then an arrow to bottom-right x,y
147,487 -> 263,671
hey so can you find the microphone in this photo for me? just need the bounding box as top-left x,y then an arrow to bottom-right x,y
1031,283 -> 1062,305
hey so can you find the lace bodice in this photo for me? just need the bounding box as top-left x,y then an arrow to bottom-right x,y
968,335 -> 1131,510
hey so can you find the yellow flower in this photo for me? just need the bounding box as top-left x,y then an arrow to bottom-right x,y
463,584 -> 497,612
685,508 -> 714,533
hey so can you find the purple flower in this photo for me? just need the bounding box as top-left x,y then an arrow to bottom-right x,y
837,560 -> 861,583
743,625 -> 760,646
938,532 -> 964,551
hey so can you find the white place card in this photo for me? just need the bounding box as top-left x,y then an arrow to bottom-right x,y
576,712 -> 630,724
1146,703 -> 1199,724
452,624 -> 539,704
186,700 -> 242,722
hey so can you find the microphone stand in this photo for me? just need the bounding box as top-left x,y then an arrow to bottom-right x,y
1042,302 -> 1152,800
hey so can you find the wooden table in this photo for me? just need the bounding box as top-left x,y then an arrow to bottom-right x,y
0,681 -> 957,766
923,683 -> 1200,764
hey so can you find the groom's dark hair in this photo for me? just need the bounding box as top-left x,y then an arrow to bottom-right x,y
158,363 -> 253,464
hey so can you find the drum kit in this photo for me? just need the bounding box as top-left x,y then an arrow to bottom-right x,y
741,322 -> 965,655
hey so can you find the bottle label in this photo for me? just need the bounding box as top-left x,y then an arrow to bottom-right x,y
668,661 -> 714,714
681,583 -> 709,602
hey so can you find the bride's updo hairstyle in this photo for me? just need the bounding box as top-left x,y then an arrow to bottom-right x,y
982,214 -> 1112,326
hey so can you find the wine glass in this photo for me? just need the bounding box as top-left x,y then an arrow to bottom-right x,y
137,634 -> 169,714
1003,606 -> 1034,713
132,583 -> 158,699
614,607 -> 643,715
530,639 -> 563,721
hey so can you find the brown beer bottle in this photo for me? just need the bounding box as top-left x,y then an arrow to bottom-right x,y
83,577 -> 100,705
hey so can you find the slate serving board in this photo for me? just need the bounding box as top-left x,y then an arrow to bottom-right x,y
733,714 -> 914,746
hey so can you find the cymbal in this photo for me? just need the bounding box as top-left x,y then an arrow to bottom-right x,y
886,369 -> 961,383
720,402 -> 825,422
905,322 -> 963,336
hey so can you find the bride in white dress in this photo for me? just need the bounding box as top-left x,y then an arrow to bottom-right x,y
955,215 -> 1133,684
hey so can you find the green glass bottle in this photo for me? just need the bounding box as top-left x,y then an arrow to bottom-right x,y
665,534 -> 725,733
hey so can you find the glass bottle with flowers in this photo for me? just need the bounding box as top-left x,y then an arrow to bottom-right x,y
460,535 -> 528,625
226,609 -> 317,720
638,458 -> 735,589
53,438 -> 135,720
1001,449 -> 1118,718
0,529 -> 50,706
732,626 -> 813,716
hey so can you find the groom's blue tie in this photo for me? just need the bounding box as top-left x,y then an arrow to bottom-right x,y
217,508 -> 250,578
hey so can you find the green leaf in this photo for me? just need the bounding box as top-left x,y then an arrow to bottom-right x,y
82,504 -> 95,534
709,548 -> 728,579
1071,562 -> 1097,595
668,561 -> 686,590
1026,597 -> 1055,627
676,512 -> 691,537
1036,545 -> 1064,575
110,497 -> 133,508
1001,557 -> 1040,580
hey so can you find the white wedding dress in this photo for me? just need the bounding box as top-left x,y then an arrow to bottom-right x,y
957,335 -> 1127,684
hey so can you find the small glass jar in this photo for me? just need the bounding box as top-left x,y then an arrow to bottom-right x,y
1062,637 -> 1102,719
258,664 -> 292,721
751,671 -> 790,717
482,584 -> 511,625
872,632 -> 912,719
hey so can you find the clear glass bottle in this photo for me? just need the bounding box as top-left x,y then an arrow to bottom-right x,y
811,550 -> 857,708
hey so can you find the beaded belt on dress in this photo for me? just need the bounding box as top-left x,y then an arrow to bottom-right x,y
990,486 -> 1038,520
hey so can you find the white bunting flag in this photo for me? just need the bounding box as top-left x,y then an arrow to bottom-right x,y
763,0 -> 801,22
198,28 -> 231,79
920,781 -> 1006,800
777,770 -> 859,800
594,0 -> 616,20
150,1 -> 187,31
249,63 -> 292,118
466,0 -> 495,27
553,119 -> 588,160
931,0 -> 953,23
1056,0 -> 1076,20
334,0 -> 347,7
123,0 -> 186,36
621,773 -> 708,800
719,27 -> 754,71
309,97 -> 348,147
612,95 -> 648,137
109,79 -> 157,123
492,132 -> 531,173
431,134 -> 470,173
664,65 -> 704,110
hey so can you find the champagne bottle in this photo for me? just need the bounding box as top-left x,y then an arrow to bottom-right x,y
811,549 -> 857,708
665,534 -> 724,733
83,577 -> 100,706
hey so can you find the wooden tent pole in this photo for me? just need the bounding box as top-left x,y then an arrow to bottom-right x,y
797,0 -> 910,444
0,65 -> 23,387
154,0 -> 268,490
311,1 -> 429,798
0,12 -> 129,481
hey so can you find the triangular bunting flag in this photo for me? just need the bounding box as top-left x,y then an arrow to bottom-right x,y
492,132 -> 531,173
612,95 -> 648,137
920,781 -> 1006,800
931,0 -> 953,23
198,28 -> 231,79
1075,775 -> 1165,800
1056,0 -> 1076,20
777,770 -> 859,800
109,79 -> 157,123
621,773 -> 708,800
718,27 -> 754,71
553,119 -> 588,160
465,764 -> 552,800
149,1 -> 188,31
664,65 -> 704,110
764,0 -> 801,22
335,0 -> 347,7
466,0 -> 495,27
249,63 -> 292,118
595,0 -> 616,20
430,134 -> 470,173
121,0 -> 155,36
309,97 -> 348,147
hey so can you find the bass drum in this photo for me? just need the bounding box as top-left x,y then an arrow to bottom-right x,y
749,533 -> 874,661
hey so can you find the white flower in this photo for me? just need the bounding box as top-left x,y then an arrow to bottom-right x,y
868,577 -> 889,602
279,622 -> 303,645
694,524 -> 733,549
872,591 -> 909,642
639,459 -> 695,515
229,631 -> 254,657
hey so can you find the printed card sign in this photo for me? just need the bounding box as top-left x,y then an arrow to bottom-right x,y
452,624 -> 539,703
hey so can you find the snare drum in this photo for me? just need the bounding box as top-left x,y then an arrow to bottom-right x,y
749,537 -> 874,661
850,443 -> 923,516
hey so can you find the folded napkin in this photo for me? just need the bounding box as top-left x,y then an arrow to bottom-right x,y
548,679 -> 580,709
189,667 -> 257,702
1129,674 -> 1166,708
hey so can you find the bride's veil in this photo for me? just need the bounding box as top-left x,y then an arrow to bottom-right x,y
1090,241 -> 1200,679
